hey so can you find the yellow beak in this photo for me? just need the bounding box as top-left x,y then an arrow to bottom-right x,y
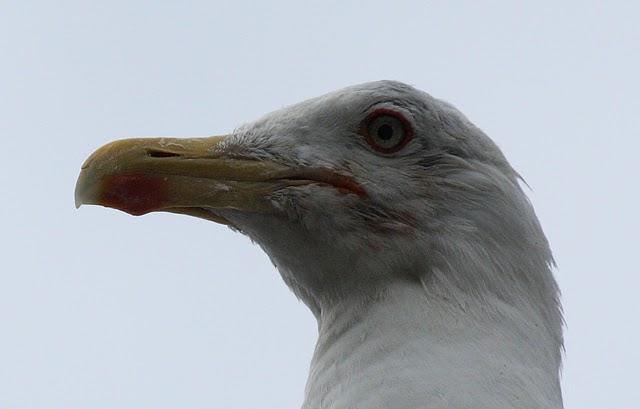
75,136 -> 366,225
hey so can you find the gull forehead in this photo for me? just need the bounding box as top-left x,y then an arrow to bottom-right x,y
232,80 -> 510,171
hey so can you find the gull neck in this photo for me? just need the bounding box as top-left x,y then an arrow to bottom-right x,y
303,279 -> 563,409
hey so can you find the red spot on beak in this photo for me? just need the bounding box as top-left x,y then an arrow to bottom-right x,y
101,174 -> 169,216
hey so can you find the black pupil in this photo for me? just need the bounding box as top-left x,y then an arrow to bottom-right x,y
377,124 -> 394,141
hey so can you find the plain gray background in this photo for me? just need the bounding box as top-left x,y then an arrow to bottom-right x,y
1,1 -> 638,408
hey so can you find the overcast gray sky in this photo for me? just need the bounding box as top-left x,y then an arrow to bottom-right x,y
1,1 -> 638,408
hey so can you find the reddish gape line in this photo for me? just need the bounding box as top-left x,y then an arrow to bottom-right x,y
102,174 -> 170,216
292,168 -> 368,198
322,174 -> 367,198
336,183 -> 366,197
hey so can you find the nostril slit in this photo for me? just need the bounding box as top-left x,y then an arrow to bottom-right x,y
146,149 -> 182,158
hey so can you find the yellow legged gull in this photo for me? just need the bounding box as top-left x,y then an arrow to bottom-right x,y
75,81 -> 563,409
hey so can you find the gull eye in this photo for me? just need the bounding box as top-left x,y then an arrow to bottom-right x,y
361,109 -> 413,153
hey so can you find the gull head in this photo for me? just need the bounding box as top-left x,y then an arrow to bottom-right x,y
75,81 -> 560,331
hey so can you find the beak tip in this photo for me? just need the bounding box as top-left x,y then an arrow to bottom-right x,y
74,170 -> 89,210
